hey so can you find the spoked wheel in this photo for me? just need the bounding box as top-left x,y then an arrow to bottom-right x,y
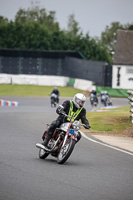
57,138 -> 76,164
39,149 -> 49,159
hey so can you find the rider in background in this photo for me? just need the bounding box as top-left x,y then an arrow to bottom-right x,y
104,91 -> 112,106
100,90 -> 109,100
43,93 -> 91,147
51,87 -> 60,103
100,91 -> 106,103
50,93 -> 57,107
90,90 -> 98,104
100,90 -> 112,106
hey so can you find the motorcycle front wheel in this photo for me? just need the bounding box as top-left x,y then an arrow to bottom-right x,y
104,101 -> 107,106
57,138 -> 76,164
39,149 -> 49,159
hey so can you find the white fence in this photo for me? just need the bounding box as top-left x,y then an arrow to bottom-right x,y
0,73 -> 95,92
127,90 -> 133,123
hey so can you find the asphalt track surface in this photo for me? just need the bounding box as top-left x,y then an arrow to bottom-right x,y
0,97 -> 133,200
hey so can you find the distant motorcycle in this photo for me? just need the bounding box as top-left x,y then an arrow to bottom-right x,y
107,98 -> 113,106
101,95 -> 113,107
90,94 -> 98,107
36,113 -> 88,164
50,93 -> 58,107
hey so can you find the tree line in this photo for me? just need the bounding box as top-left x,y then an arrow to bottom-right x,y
0,7 -> 132,64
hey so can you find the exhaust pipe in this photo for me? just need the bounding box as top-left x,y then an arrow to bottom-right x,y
36,143 -> 52,152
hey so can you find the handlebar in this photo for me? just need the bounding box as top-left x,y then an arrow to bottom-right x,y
61,112 -> 92,130
82,123 -> 92,130
61,112 -> 71,119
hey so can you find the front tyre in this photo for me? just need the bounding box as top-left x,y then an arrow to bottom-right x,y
39,149 -> 49,159
104,101 -> 107,107
57,138 -> 76,164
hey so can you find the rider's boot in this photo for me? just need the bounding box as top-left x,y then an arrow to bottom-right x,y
43,130 -> 53,147
43,121 -> 57,147
43,135 -> 51,147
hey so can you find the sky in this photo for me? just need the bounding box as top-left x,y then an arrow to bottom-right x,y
0,0 -> 133,37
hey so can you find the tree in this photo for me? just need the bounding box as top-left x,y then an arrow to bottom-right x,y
100,22 -> 124,51
0,8 -> 120,64
100,22 -> 133,51
15,8 -> 60,32
128,23 -> 133,31
0,16 -> 8,23
67,14 -> 81,36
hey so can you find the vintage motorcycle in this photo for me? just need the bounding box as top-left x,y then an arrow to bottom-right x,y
101,95 -> 113,107
50,93 -> 58,107
36,113 -> 87,164
90,96 -> 98,107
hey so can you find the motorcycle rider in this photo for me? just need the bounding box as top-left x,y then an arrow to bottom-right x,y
89,90 -> 98,106
100,91 -> 108,103
102,91 -> 112,106
43,93 -> 91,147
51,87 -> 60,103
50,93 -> 57,107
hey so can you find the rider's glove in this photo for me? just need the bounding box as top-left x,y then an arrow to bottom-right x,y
56,105 -> 64,115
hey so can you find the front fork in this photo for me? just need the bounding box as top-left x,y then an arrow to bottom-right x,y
62,135 -> 69,148
62,129 -> 77,148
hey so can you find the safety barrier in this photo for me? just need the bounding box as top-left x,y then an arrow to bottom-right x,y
0,99 -> 19,106
0,73 -> 94,91
127,90 -> 133,123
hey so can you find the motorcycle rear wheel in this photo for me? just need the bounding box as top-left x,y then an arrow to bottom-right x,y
39,149 -> 49,159
57,138 -> 76,164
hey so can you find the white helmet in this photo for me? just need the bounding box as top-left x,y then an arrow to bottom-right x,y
73,93 -> 86,108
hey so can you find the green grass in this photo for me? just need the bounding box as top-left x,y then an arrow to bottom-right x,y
86,106 -> 132,133
0,84 -> 83,97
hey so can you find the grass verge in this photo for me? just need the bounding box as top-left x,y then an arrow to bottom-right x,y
0,84 -> 84,97
85,106 -> 133,137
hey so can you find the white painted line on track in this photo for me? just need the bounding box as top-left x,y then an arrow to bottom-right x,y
81,132 -> 133,156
